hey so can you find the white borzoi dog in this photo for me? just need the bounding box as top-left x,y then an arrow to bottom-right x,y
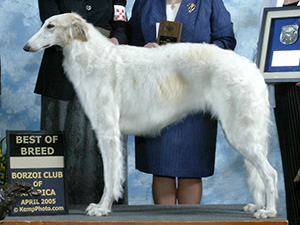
24,13 -> 278,218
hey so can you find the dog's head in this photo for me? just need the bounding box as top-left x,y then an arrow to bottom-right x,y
24,13 -> 88,52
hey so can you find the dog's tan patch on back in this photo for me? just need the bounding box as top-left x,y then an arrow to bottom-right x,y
188,45 -> 213,63
157,72 -> 190,104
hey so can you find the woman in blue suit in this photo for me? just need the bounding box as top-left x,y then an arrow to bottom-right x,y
129,0 -> 236,204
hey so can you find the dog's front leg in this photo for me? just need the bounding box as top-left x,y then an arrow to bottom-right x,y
85,118 -> 125,216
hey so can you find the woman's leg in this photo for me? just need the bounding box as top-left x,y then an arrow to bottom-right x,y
152,175 -> 177,204
177,178 -> 202,204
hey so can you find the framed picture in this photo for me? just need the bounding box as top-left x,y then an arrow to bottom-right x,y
257,6 -> 300,82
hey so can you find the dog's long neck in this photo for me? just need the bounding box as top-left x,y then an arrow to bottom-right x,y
62,23 -> 114,86
61,22 -> 117,123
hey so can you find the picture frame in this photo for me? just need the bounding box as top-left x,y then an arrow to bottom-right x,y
257,6 -> 300,82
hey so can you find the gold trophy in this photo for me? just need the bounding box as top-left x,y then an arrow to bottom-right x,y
157,20 -> 183,45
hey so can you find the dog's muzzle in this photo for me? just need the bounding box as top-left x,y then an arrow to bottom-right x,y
23,43 -> 51,52
23,43 -> 31,52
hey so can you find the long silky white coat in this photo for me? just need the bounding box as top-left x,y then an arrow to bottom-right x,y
24,13 -> 278,219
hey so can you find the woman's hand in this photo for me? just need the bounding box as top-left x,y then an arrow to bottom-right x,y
110,37 -> 119,45
144,42 -> 159,48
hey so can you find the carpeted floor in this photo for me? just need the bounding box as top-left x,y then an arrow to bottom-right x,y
4,204 -> 287,222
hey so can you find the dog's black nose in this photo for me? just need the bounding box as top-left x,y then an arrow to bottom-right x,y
23,44 -> 30,52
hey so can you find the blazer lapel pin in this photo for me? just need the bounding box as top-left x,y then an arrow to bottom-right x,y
187,3 -> 196,13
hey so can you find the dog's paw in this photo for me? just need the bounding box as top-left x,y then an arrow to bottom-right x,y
253,209 -> 277,219
243,203 -> 257,212
85,203 -> 110,216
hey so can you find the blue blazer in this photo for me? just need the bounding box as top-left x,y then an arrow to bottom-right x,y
131,0 -> 236,178
129,0 -> 236,50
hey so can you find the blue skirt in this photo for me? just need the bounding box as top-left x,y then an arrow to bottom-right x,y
135,112 -> 217,178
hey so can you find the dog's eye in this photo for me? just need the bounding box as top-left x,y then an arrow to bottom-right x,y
46,24 -> 55,29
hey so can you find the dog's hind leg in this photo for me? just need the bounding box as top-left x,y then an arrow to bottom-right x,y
224,129 -> 278,218
251,158 -> 278,219
85,116 -> 125,216
218,103 -> 278,218
243,159 -> 266,212
247,153 -> 277,218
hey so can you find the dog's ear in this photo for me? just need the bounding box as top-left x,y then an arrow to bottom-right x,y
68,19 -> 88,42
